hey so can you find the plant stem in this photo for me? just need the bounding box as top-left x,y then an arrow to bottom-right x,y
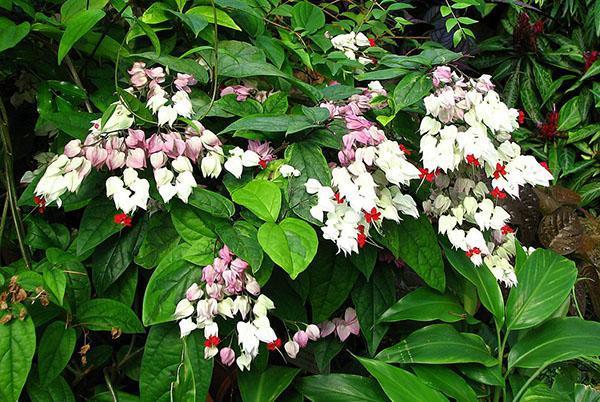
64,55 -> 93,113
512,364 -> 548,402
0,98 -> 32,269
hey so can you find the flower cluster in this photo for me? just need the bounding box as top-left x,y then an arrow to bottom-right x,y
220,83 -> 273,103
328,31 -> 375,65
305,83 -> 420,254
420,67 -> 553,286
33,63 -> 283,215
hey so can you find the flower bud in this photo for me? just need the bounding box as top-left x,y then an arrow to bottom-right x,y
305,324 -> 320,341
293,330 -> 309,348
220,347 -> 235,366
284,340 -> 300,359
64,140 -> 82,158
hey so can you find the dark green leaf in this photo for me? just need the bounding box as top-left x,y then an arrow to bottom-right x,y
290,1 -> 325,34
393,72 -> 432,112
58,9 -> 105,64
0,316 -> 36,401
0,19 -> 30,53
77,298 -> 144,333
37,321 -> 76,385
412,365 -> 478,402
295,374 -> 388,402
232,179 -> 282,222
379,287 -> 466,323
76,198 -> 122,256
238,366 -> 300,402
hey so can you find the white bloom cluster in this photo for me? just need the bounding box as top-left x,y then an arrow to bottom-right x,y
420,67 -> 554,286
34,154 -> 91,207
328,31 -> 373,65
305,140 -> 420,255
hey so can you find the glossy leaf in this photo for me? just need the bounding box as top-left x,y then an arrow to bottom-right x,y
238,366 -> 300,402
0,316 -> 36,401
295,374 -> 388,402
412,365 -> 478,402
506,249 -> 577,330
77,298 -> 144,333
76,198 -> 123,256
37,321 -> 76,385
27,374 -> 75,402
379,287 -> 467,323
188,187 -> 235,218
393,72 -> 432,112
232,179 -> 282,222
356,356 -> 447,402
508,317 -> 600,369
376,324 -> 496,367
258,218 -> 318,279
58,9 -> 105,63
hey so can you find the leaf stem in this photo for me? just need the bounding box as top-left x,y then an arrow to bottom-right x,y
0,98 -> 32,269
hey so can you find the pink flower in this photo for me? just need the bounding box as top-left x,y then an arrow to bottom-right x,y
245,275 -> 260,296
174,73 -> 198,93
230,258 -> 248,273
213,258 -> 228,274
146,134 -> 165,154
345,114 -> 371,130
64,139 -> 82,157
184,136 -> 203,162
202,265 -> 218,284
319,102 -> 339,119
220,347 -> 235,366
293,330 -> 309,348
128,62 -> 147,88
85,146 -> 108,168
105,150 -> 126,170
247,141 -> 275,163
144,67 -> 165,83
220,85 -> 253,101
333,307 -> 360,341
125,129 -> 146,149
432,66 -> 452,87
318,320 -> 336,337
126,148 -> 146,169
218,245 -> 233,265
206,283 -> 223,300
162,132 -> 186,159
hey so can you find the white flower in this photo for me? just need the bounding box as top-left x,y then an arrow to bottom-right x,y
284,340 -> 300,358
201,150 -> 223,178
174,299 -> 194,319
254,316 -> 277,344
217,298 -> 234,318
172,90 -> 193,118
233,295 -> 251,319
157,105 -> 177,127
438,215 -> 457,235
279,164 -> 301,178
358,57 -> 372,65
178,317 -> 197,337
186,283 -> 203,301
474,199 -> 510,231
35,155 -> 92,207
355,32 -> 370,47
105,169 -> 149,214
236,352 -> 253,371
94,102 -> 134,133
237,321 -> 260,358
253,295 -> 275,317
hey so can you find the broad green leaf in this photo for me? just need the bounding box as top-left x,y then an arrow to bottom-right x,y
443,242 -> 504,326
557,96 -> 583,132
58,9 -> 105,64
356,356 -> 447,402
77,298 -> 144,333
352,265 -> 396,355
0,18 -> 30,53
232,179 -> 282,222
262,91 -> 288,114
581,60 -> 600,81
376,324 -> 496,367
238,366 -> 300,402
142,244 -> 198,325
135,20 -> 161,56
520,383 -> 569,401
309,244 -> 359,323
295,374 -> 388,402
379,287 -> 466,323
0,316 -> 36,401
506,249 -> 577,330
458,364 -> 503,386
183,237 -> 217,266
171,202 -> 215,243
99,266 -> 138,307
374,217 -> 445,291
135,212 -> 179,269
503,59 -> 521,108
167,10 -> 208,37
27,374 -> 75,401
188,187 -> 235,218
393,72 -> 433,112
574,384 -> 600,401
140,2 -> 170,24
220,114 -> 317,136
140,324 -> 213,402
508,317 -> 600,369
290,1 -> 325,34
92,219 -> 145,293
520,76 -> 542,123
25,216 -> 70,250
215,219 -> 264,271
285,142 -> 332,223
349,245 -> 377,280
258,218 -> 318,279
47,248 -> 91,312
42,266 -> 67,306
532,61 -> 554,105
412,365 -> 478,402
187,6 -> 241,30
76,198 -> 122,256
37,321 -> 76,385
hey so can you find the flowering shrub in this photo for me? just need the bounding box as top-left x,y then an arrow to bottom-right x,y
0,1 -> 599,401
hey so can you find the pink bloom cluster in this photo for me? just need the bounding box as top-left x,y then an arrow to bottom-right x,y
201,245 -> 258,298
220,83 -> 272,103
319,307 -> 361,341
319,81 -> 388,165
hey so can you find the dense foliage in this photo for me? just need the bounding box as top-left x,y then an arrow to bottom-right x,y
0,0 -> 599,401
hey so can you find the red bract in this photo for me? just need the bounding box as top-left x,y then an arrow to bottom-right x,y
518,110 -> 525,125
493,163 -> 507,179
363,207 -> 381,223
539,161 -> 551,173
466,154 -> 480,167
34,196 -> 46,214
513,13 -> 542,53
399,144 -> 411,155
419,168 -> 435,182
538,109 -> 559,140
258,159 -> 268,169
114,213 -> 132,227
267,338 -> 281,351
491,187 -> 507,199
584,51 -> 598,72
466,247 -> 481,258
368,38 -> 376,47
501,225 -> 514,235
204,335 -> 220,348
334,192 -> 345,204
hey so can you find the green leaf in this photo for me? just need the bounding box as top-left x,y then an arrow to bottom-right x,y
258,218 -> 318,279
58,9 -> 105,64
443,241 -> 504,326
188,187 -> 235,218
349,245 -> 377,280
0,18 -> 30,53
393,72 -> 432,112
37,321 -> 76,385
379,287 -> 467,323
92,219 -> 145,293
238,366 -> 300,402
503,59 -> 521,108
42,265 -> 67,306
356,356 -> 447,402
458,364 -> 503,386
290,1 -> 325,34
508,317 -> 600,369
220,114 -> 318,136
232,179 -> 282,222
140,324 -> 213,402
286,141 -> 332,223
532,61 -> 554,105
374,216 -> 445,291
27,374 -> 75,402
135,20 -> 161,56
352,266 -> 396,356
262,91 -> 288,114
167,10 -> 208,37
47,248 -> 91,312
77,298 -> 144,333
99,266 -> 138,307
76,198 -> 122,256
376,324 -> 496,367
506,249 -> 577,330
295,374 -> 388,402
131,52 -> 209,84
557,96 -> 584,131
581,60 -> 600,82
309,244 -> 359,323
216,220 -> 264,270
187,5 -> 241,30
25,216 -> 70,250
520,76 -> 542,123
171,202 -> 215,243
135,212 -> 179,269
412,365 -> 478,402
0,316 -> 36,402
